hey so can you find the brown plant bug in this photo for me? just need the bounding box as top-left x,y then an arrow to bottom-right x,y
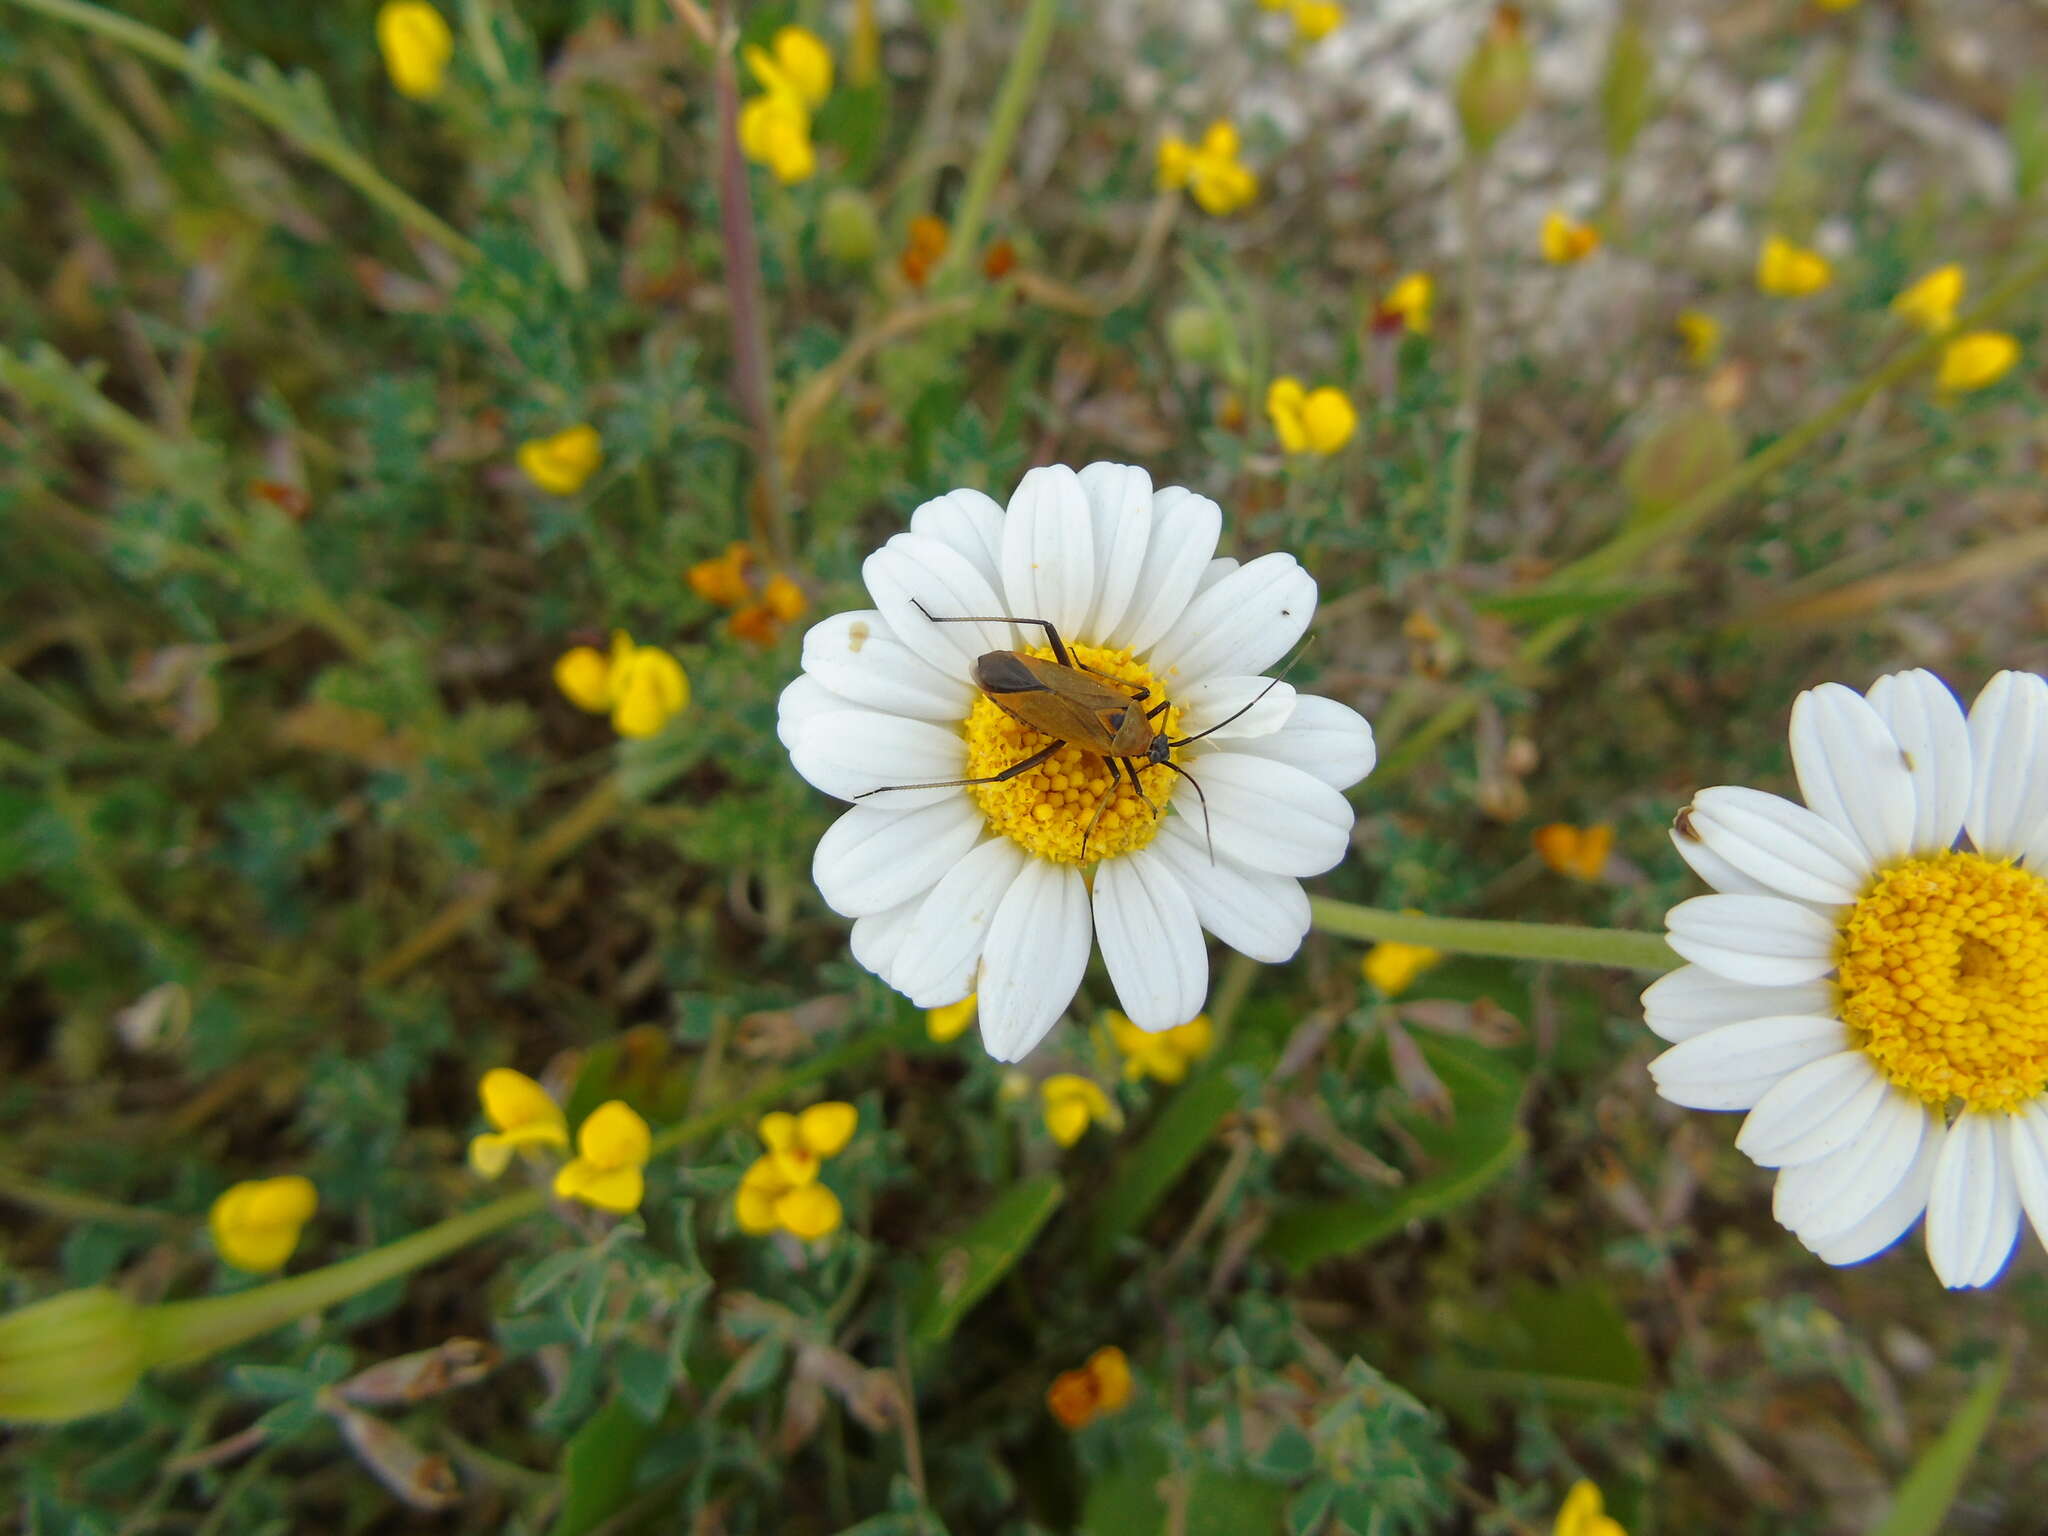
855,601 -> 1286,859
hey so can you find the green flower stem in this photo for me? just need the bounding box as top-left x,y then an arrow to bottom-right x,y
1441,154 -> 1485,568
2,0 -> 481,265
1308,896 -> 1676,973
134,1017 -> 924,1376
935,0 -> 1060,283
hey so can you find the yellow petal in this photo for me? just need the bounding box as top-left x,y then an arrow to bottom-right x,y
758,1111 -> 798,1152
1541,211 -> 1599,265
735,1182 -> 782,1234
554,1159 -> 644,1213
1087,1346 -> 1133,1413
1199,120 -> 1241,159
1554,1480 -> 1626,1536
1300,387 -> 1358,454
769,1145 -> 822,1186
376,1 -> 453,102
1384,271 -> 1433,333
1292,0 -> 1344,41
468,1133 -> 514,1179
552,647 -> 612,713
772,25 -> 833,109
1362,939 -> 1441,997
775,1182 -> 844,1240
1935,331 -> 2019,394
797,1102 -> 858,1158
926,996 -> 977,1042
608,646 -> 689,738
209,1177 -> 317,1274
575,1100 -> 651,1171
1155,137 -> 1193,190
1891,263 -> 1964,334
478,1068 -> 566,1135
1756,235 -> 1832,297
1674,309 -> 1721,365
517,425 -> 603,495
1044,1098 -> 1091,1147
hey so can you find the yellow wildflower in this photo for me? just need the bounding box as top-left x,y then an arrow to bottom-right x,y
758,1103 -> 859,1184
1674,310 -> 1721,365
553,1100 -> 650,1214
1266,377 -> 1358,456
1935,331 -> 2020,395
1157,121 -> 1258,217
1554,1480 -> 1626,1536
740,26 -> 831,185
1533,822 -> 1615,882
1377,271 -> 1434,335
1756,235 -> 1832,297
687,543 -> 757,607
1106,1010 -> 1214,1085
735,1102 -> 858,1240
1047,1346 -> 1134,1430
1041,1075 -> 1119,1147
1362,938 -> 1441,997
1541,211 -> 1601,265
209,1176 -> 318,1274
1291,1 -> 1344,42
375,1 -> 453,102
1891,264 -> 1964,334
467,1068 -> 568,1178
553,630 -> 689,739
927,995 -> 977,1043
517,424 -> 603,496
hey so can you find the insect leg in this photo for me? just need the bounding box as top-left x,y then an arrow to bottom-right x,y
853,740 -> 1063,799
1144,700 -> 1170,721
911,600 -> 1073,668
1079,757 -> 1122,859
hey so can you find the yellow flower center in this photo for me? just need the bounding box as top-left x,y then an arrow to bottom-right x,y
1837,852 -> 2048,1113
962,643 -> 1180,866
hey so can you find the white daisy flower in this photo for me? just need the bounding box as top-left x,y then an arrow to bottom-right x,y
779,462 -> 1375,1063
1645,669 -> 2048,1288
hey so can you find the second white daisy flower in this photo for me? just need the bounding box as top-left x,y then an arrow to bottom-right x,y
1645,669 -> 2048,1288
780,462 -> 1375,1063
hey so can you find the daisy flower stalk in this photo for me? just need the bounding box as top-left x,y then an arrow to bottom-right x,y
779,463 -> 1376,1062
1646,670 -> 2048,1288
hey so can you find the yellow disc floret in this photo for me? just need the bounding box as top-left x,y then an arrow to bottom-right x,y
1837,852 -> 2048,1113
963,643 -> 1181,866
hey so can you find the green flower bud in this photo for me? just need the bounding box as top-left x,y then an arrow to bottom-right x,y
1600,14 -> 1656,162
0,1287 -> 156,1424
1623,402 -> 1740,528
1456,7 -> 1533,158
820,188 -> 882,269
1165,304 -> 1226,366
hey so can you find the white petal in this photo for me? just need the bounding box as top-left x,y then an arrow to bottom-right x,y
889,839 -> 1027,1007
1647,1015 -> 1847,1111
1670,823 -> 1779,898
778,674 -> 843,752
812,798 -> 982,919
1175,675 -> 1297,743
863,534 -> 1014,680
1001,465 -> 1096,641
1148,817 -> 1311,962
1686,786 -> 1867,906
1966,671 -> 2048,860
1736,1051 -> 1887,1168
1193,556 -> 1239,595
1222,693 -> 1377,792
1774,1087 -> 1928,1241
1664,894 -> 1839,987
1185,752 -> 1354,877
1639,965 -> 1836,1044
1076,462 -> 1153,640
1810,1118 -> 1941,1267
977,859 -> 1092,1063
801,609 -> 975,724
848,896 -> 921,989
2006,1104 -> 2048,1259
1149,552 -> 1316,690
1094,849 -> 1209,1032
1926,1112 -> 2022,1289
1790,683 -> 1917,867
1103,486 -> 1222,654
1865,668 -> 1972,855
790,711 -> 966,807
909,488 -> 1007,590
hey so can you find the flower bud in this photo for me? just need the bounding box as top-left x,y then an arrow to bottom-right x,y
1455,7 -> 1533,158
0,1287 -> 155,1424
1166,304 -> 1225,366
1622,402 -> 1739,526
820,188 -> 881,269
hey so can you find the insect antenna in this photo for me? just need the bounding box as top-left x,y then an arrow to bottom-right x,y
1165,635 -> 1317,750
1160,761 -> 1216,864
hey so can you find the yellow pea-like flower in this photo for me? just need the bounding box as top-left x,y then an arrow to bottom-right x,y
739,91 -> 816,186
1892,264 -> 1965,334
1156,121 -> 1257,216
1266,376 -> 1358,456
1047,1345 -> 1135,1430
1755,235 -> 1832,297
1554,1479 -> 1627,1536
1362,939 -> 1441,997
468,1068 -> 568,1178
796,1102 -> 858,1159
1292,1 -> 1344,42
734,1156 -> 786,1234
1541,211 -> 1601,265
1105,1010 -> 1214,1085
376,1 -> 453,102
1533,822 -> 1616,882
754,25 -> 832,111
517,424 -> 603,496
927,996 -> 977,1042
1674,309 -> 1721,366
608,644 -> 689,738
1379,271 -> 1434,335
209,1176 -> 318,1274
1041,1074 -> 1118,1147
1934,331 -> 2020,395
552,1100 -> 650,1214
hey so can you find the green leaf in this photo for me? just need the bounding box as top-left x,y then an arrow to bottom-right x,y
551,1397 -> 654,1536
1477,579 -> 1682,625
1081,1442 -> 1291,1536
228,1363 -> 311,1401
909,1172 -> 1064,1349
1262,1036 -> 1527,1273
1425,1278 -> 1652,1420
1256,1425 -> 1317,1480
1869,1353 -> 2011,1536
511,1250 -> 589,1314
615,1341 -> 672,1424
1287,1479 -> 1337,1536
